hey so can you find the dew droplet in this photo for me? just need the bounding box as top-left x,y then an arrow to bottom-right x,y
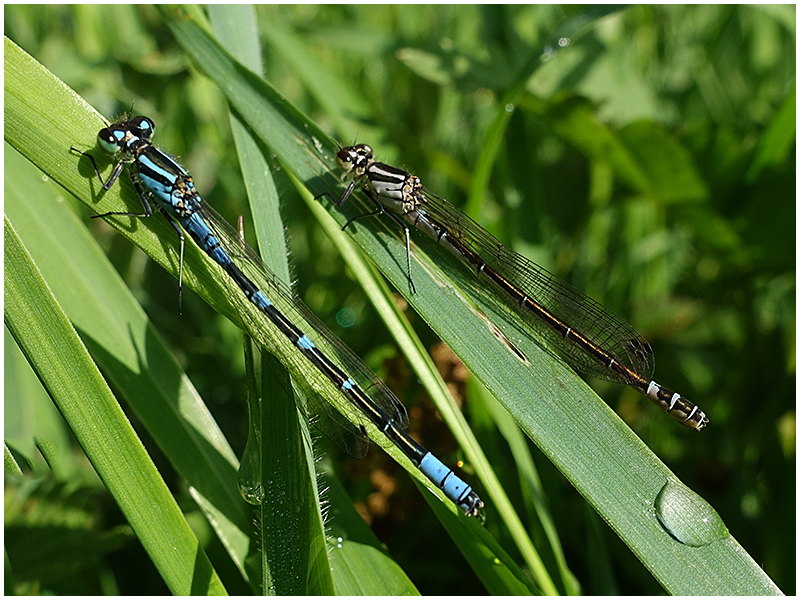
326,532 -> 346,550
238,388 -> 264,505
237,479 -> 265,506
655,480 -> 728,547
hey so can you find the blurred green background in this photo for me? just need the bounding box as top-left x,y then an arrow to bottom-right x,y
5,5 -> 795,595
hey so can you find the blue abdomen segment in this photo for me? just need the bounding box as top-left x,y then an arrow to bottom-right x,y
419,452 -> 473,507
183,213 -> 233,269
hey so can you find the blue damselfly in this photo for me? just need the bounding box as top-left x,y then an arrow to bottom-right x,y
71,116 -> 483,518
333,144 -> 708,431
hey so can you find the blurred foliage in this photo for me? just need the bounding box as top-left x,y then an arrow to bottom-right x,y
5,4 -> 794,595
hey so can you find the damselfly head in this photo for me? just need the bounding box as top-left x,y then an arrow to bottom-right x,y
96,116 -> 156,155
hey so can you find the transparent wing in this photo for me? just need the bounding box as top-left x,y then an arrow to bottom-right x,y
418,186 -> 655,384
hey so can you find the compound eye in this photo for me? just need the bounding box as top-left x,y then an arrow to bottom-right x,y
126,116 -> 154,142
336,148 -> 352,164
97,127 -> 122,154
137,117 -> 155,135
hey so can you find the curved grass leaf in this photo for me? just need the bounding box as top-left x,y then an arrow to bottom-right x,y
5,215 -> 227,595
160,12 -> 782,596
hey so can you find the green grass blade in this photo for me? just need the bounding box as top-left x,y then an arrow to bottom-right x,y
5,139 -> 252,585
4,216 -> 227,595
299,181 -> 545,594
209,6 -> 332,594
157,15 -> 783,596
